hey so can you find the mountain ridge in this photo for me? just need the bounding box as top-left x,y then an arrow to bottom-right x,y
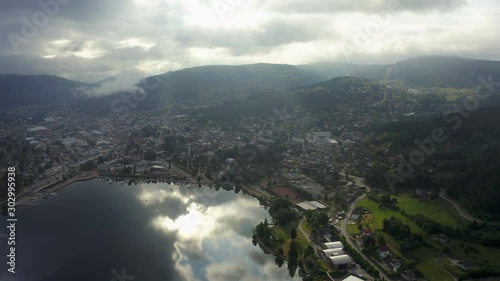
2,56 -> 500,108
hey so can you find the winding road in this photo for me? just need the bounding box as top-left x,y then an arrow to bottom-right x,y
439,189 -> 500,226
338,175 -> 390,281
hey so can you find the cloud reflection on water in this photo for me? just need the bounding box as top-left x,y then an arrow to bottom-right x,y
137,184 -> 295,281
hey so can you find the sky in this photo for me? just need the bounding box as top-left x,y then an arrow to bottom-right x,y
0,0 -> 499,82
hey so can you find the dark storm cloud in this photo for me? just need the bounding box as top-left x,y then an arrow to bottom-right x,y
0,0 -> 133,22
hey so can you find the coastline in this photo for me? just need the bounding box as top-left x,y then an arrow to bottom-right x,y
17,172 -> 99,205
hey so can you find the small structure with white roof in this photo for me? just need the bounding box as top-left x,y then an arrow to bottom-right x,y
324,241 -> 344,250
296,200 -> 327,211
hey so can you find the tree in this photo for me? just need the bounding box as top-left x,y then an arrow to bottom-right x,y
303,245 -> 315,258
290,228 -> 297,240
316,212 -> 329,227
275,247 -> 285,268
144,150 -> 157,160
288,241 -> 298,277
81,160 -> 96,171
376,232 -> 386,246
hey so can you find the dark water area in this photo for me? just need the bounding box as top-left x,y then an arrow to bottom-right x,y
0,180 -> 296,281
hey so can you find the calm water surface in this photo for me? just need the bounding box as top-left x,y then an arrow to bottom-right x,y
0,180 -> 296,281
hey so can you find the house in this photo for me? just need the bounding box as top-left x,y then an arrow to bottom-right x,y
351,209 -> 361,221
389,259 -> 402,272
356,236 -> 366,248
430,234 -> 449,244
416,188 -> 431,197
400,270 -> 417,281
456,261 -> 473,271
362,228 -> 372,237
377,245 -> 390,258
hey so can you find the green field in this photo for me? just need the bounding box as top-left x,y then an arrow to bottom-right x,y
392,192 -> 467,228
346,224 -> 360,235
356,197 -> 423,234
302,220 -> 312,234
355,195 -> 500,280
356,197 -> 424,256
411,247 -> 455,281
444,240 -> 500,267
436,257 -> 464,277
272,220 -> 309,256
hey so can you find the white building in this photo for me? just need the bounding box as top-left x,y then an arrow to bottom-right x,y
322,248 -> 344,257
343,275 -> 364,281
297,200 -> 327,211
324,241 -> 344,250
329,255 -> 353,269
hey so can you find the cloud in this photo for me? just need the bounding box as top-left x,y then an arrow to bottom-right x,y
205,262 -> 248,281
77,69 -> 146,97
0,0 -> 499,81
273,0 -> 467,14
144,184 -> 294,281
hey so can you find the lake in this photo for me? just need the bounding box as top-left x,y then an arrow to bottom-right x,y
0,180 -> 297,281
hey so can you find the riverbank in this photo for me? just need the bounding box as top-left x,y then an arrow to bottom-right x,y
17,172 -> 99,206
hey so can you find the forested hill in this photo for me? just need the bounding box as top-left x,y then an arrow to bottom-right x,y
138,63 -> 324,105
0,75 -> 89,108
301,56 -> 500,88
365,106 -> 500,219
2,56 -> 500,109
0,64 -> 324,109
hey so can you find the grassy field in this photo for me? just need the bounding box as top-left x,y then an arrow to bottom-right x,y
346,224 -> 360,235
356,197 -> 424,256
356,197 -> 423,234
444,240 -> 500,268
392,192 -> 467,228
355,195 -> 500,280
411,247 -> 454,281
436,257 -> 464,277
302,220 -> 312,234
272,220 -> 309,257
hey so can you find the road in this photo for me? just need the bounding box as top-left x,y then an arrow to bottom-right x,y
297,219 -> 336,281
297,218 -> 313,244
339,176 -> 389,281
439,189 -> 500,226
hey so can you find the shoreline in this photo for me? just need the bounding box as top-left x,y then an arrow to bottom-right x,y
17,172 -> 99,205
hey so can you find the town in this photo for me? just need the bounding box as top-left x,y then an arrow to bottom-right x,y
2,92 -> 497,281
